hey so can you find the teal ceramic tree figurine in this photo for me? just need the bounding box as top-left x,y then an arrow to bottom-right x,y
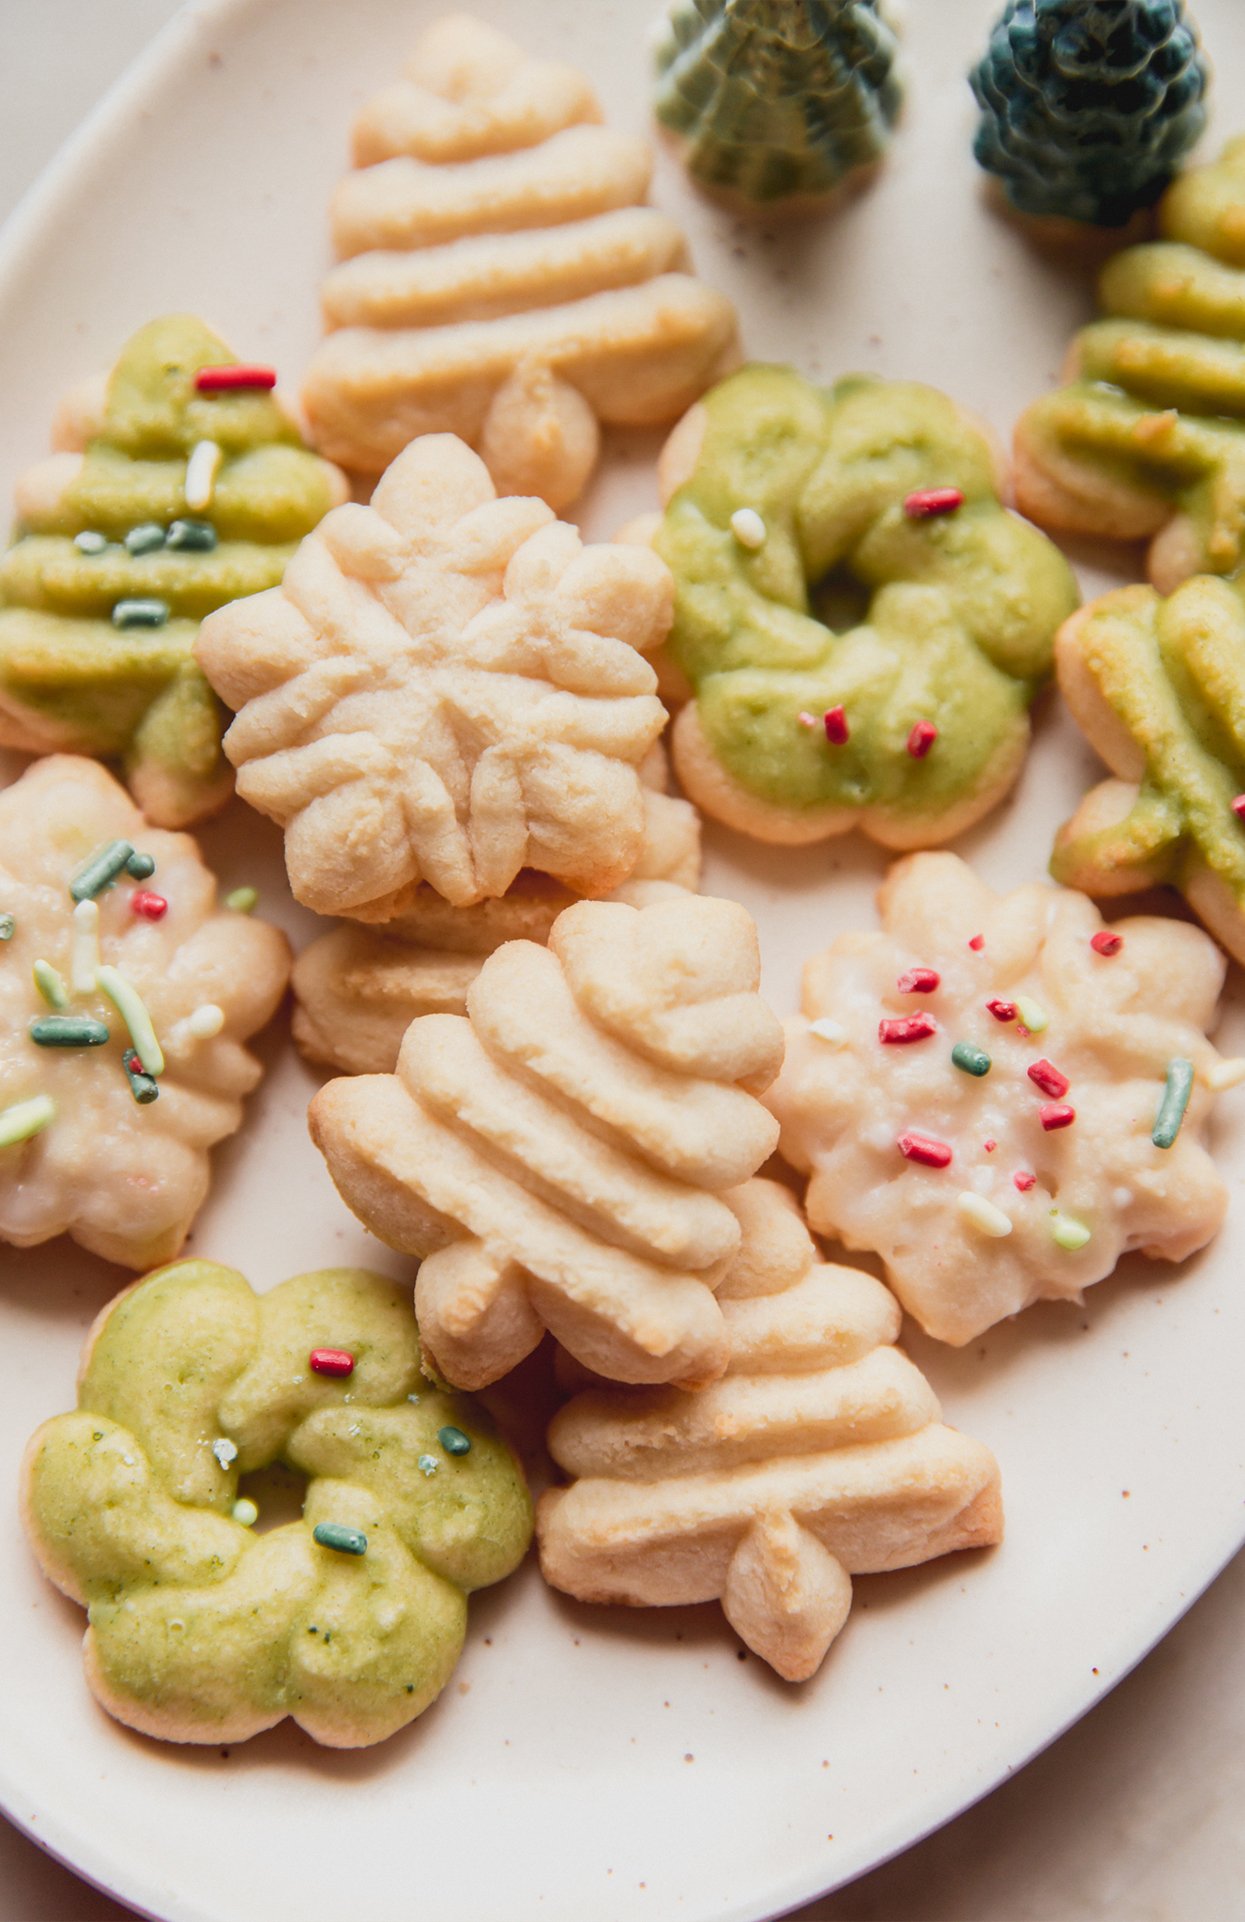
970,0 -> 1208,231
653,0 -> 902,212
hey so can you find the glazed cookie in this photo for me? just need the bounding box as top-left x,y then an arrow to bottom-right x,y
310,892 -> 784,1391
21,1261 -> 532,1746
766,851 -> 1235,1346
303,13 -> 737,510
1015,138 -> 1245,589
539,1179 -> 1001,1682
652,365 -> 1078,847
1051,576 -> 1245,965
0,316 -> 347,826
0,756 -> 289,1271
196,434 -> 670,919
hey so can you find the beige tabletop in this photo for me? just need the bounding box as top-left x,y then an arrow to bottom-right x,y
3,6 -> 1243,1919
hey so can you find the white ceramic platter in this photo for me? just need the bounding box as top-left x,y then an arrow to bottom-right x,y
2,2 -> 1245,1918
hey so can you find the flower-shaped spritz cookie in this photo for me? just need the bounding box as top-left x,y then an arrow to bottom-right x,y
196,435 -> 670,918
22,1261 -> 532,1746
310,893 -> 784,1390
539,1180 -> 1001,1682
303,14 -> 737,510
0,757 -> 289,1270
767,852 -> 1233,1345
0,316 -> 346,826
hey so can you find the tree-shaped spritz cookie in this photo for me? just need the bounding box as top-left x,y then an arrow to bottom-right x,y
302,13 -> 738,510
1015,138 -> 1245,590
652,365 -> 1079,846
0,757 -> 289,1271
1052,576 -> 1245,966
22,1262 -> 532,1745
196,434 -> 671,919
310,892 -> 784,1390
766,852 -> 1235,1346
0,316 -> 347,826
540,1180 -> 1001,1681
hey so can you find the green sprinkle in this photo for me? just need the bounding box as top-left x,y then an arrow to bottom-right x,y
125,851 -> 156,881
313,1522 -> 367,1556
951,1041 -> 991,1077
0,1094 -> 56,1148
1014,996 -> 1049,1034
112,598 -> 169,629
232,1498 -> 258,1527
1152,1057 -> 1195,1150
417,1454 -> 439,1477
1050,1210 -> 1092,1252
121,1049 -> 160,1105
438,1425 -> 471,1456
96,965 -> 164,1076
73,530 -> 108,555
124,522 -> 166,556
70,839 -> 134,902
32,960 -> 68,1009
166,518 -> 217,551
0,913 -> 14,941
30,1015 -> 110,1048
224,886 -> 258,914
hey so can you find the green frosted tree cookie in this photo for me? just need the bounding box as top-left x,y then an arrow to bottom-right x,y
0,316 -> 346,826
652,364 -> 1078,847
1015,138 -> 1245,592
21,1261 -> 533,1747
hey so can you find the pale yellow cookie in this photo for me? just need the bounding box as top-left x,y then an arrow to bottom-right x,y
538,1179 -> 1001,1682
309,892 -> 784,1391
302,13 -> 738,509
766,852 -> 1233,1346
195,433 -> 670,919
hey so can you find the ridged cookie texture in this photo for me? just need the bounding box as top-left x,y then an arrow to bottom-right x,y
539,1180 -> 1002,1682
766,851 -> 1232,1346
196,434 -> 670,919
303,12 -> 738,509
309,892 -> 785,1391
21,1261 -> 532,1747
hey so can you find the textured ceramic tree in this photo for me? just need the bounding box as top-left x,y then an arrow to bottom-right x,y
653,0 -> 902,210
970,0 -> 1207,229
0,315 -> 345,826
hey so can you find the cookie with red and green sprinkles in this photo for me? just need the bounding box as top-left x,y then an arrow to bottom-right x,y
766,851 -> 1239,1346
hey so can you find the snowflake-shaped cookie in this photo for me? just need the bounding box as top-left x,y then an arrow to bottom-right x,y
0,756 -> 290,1269
766,852 -> 1236,1344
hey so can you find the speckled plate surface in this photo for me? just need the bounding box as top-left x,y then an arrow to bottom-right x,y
2,3 -> 1245,1919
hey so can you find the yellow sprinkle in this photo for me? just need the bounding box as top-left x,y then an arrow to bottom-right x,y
1050,1209 -> 1091,1251
32,959 -> 68,1010
1014,995 -> 1048,1033
232,1498 -> 258,1527
96,965 -> 164,1076
185,438 -> 223,511
730,507 -> 766,550
956,1192 -> 1013,1238
1205,1057 -> 1245,1092
0,1094 -> 56,1148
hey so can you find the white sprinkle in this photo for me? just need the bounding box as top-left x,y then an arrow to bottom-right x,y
232,1499 -> 258,1528
407,1392 -> 421,1405
212,1437 -> 238,1469
70,899 -> 101,995
1206,1056 -> 1245,1092
167,1002 -> 225,1052
956,1191 -> 1013,1238
808,1017 -> 847,1046
418,1453 -> 439,1477
185,438 -> 222,511
730,507 -> 766,550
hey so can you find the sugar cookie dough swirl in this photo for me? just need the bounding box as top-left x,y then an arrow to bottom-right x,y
21,1261 -> 532,1747
539,1180 -> 1001,1682
653,365 -> 1078,846
310,893 -> 784,1390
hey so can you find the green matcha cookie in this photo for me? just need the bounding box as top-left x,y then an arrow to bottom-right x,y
0,317 -> 346,826
21,1261 -> 533,1747
653,365 -> 1077,846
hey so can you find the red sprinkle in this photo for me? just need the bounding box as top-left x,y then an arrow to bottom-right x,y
1014,1170 -> 1037,1192
1040,1102 -> 1076,1131
195,364 -> 277,392
984,1138 -> 997,1153
897,967 -> 940,994
823,705 -> 850,745
904,487 -> 965,520
1028,1058 -> 1070,1099
130,890 -> 168,921
1015,1023 -> 1031,1038
309,1348 -> 355,1378
986,997 -> 1015,1022
907,720 -> 938,759
968,934 -> 985,952
897,1132 -> 953,1168
1233,796 -> 1245,821
1090,930 -> 1123,957
879,1012 -> 938,1045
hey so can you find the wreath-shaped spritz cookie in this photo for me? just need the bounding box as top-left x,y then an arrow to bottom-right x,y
310,892 -> 784,1390
22,1261 -> 532,1746
539,1180 -> 1002,1682
196,434 -> 670,918
0,756 -> 289,1270
766,852 -> 1235,1345
0,315 -> 346,826
652,365 -> 1079,846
